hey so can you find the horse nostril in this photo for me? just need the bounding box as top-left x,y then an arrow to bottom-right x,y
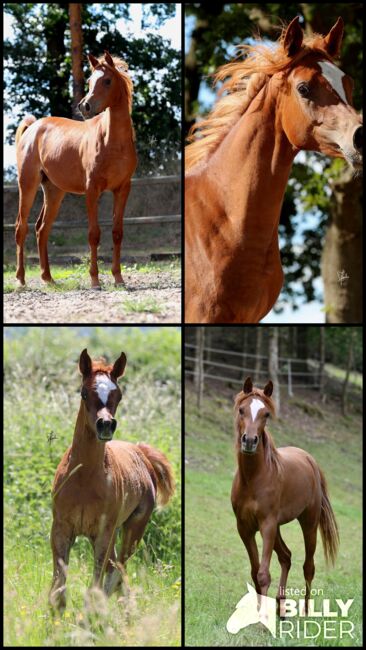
84,102 -> 90,113
254,435 -> 258,445
242,434 -> 246,444
111,419 -> 117,434
353,126 -> 362,152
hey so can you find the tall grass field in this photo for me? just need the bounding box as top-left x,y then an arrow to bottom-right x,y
185,381 -> 362,647
4,326 -> 181,646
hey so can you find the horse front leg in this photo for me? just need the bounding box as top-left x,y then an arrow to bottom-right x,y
273,527 -> 292,617
85,189 -> 101,289
49,520 -> 74,613
258,518 -> 277,598
111,183 -> 131,286
236,520 -> 260,594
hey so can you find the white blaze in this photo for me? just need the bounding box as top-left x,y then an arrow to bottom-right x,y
318,61 -> 348,104
89,69 -> 104,92
95,374 -> 116,405
250,398 -> 265,422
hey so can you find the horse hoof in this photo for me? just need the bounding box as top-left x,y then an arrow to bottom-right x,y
91,285 -> 102,291
15,280 -> 26,290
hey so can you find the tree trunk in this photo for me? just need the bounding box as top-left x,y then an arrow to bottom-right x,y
194,327 -> 205,410
341,330 -> 355,416
69,3 -> 84,120
322,167 -> 362,323
268,327 -> 280,414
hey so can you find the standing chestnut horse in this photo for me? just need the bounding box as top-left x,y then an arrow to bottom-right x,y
15,51 -> 137,289
231,377 -> 339,615
185,17 -> 362,322
49,349 -> 174,612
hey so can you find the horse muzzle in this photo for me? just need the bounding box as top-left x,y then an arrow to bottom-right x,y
96,417 -> 117,441
241,433 -> 259,454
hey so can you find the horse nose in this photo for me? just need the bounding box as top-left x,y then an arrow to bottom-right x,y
353,125 -> 362,153
96,417 -> 117,439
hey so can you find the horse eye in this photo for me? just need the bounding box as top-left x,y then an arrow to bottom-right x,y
239,407 -> 244,416
265,412 -> 270,418
81,388 -> 87,400
105,78 -> 111,85
297,83 -> 310,97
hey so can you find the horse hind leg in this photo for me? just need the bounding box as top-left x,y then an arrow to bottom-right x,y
15,174 -> 41,286
273,527 -> 291,617
104,494 -> 155,597
299,517 -> 317,614
37,179 -> 65,283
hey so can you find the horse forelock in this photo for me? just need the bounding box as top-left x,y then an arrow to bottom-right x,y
234,388 -> 276,417
185,26 -> 336,171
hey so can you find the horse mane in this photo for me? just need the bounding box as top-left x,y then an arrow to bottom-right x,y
185,24 -> 334,171
91,357 -> 113,375
234,388 -> 282,474
96,54 -> 133,114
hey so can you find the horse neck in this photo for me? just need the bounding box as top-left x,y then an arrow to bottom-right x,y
70,402 -> 106,470
237,438 -> 267,484
203,83 -> 296,239
101,98 -> 133,144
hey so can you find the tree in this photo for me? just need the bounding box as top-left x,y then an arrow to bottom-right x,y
268,328 -> 280,413
4,3 -> 181,176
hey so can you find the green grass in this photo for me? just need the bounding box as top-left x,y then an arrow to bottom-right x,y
3,259 -> 180,293
4,326 -> 181,646
185,384 -> 362,647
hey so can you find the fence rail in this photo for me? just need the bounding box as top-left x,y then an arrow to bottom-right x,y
185,343 -> 322,394
4,214 -> 181,231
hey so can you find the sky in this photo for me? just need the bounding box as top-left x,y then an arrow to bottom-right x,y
3,3 -> 181,169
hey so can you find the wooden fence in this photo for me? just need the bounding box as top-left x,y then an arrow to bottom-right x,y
185,342 -> 322,396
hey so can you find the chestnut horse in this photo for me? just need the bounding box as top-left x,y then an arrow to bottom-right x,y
49,349 -> 174,612
15,51 -> 137,289
185,17 -> 362,322
231,377 -> 339,616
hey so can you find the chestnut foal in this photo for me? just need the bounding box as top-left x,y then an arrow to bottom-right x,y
49,349 -> 174,611
232,377 -> 339,616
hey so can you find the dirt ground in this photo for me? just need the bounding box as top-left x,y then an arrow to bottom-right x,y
4,269 -> 181,324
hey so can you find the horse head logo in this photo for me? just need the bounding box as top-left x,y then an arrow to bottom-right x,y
226,583 -> 277,637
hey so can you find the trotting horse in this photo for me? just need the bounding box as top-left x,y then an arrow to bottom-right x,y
231,377 -> 339,616
49,349 -> 174,612
15,51 -> 137,289
185,17 -> 363,322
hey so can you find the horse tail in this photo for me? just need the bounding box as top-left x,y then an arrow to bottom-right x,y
137,443 -> 175,506
15,115 -> 37,147
319,468 -> 339,566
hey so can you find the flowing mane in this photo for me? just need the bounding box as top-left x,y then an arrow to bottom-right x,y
185,25 -> 335,171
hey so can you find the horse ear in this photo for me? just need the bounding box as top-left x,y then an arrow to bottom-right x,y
263,380 -> 273,397
243,377 -> 253,394
323,16 -> 344,58
79,348 -> 92,377
111,352 -> 127,380
104,51 -> 114,67
283,16 -> 303,57
88,53 -> 99,69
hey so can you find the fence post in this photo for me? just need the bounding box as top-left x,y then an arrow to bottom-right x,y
288,360 -> 293,397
